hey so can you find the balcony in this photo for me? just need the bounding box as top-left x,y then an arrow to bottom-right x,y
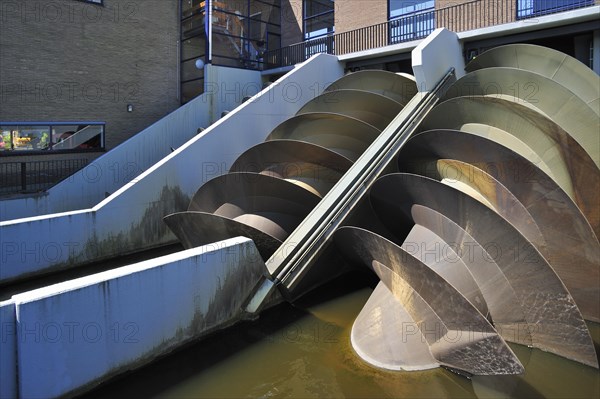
265,0 -> 597,69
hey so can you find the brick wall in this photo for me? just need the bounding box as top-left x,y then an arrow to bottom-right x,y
0,0 -> 180,157
335,0 -> 388,34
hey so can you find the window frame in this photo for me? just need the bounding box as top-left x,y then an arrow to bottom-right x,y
303,0 -> 335,41
0,122 -> 106,156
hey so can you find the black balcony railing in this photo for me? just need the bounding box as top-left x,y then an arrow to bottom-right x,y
0,159 -> 89,195
516,0 -> 594,18
265,0 -> 596,69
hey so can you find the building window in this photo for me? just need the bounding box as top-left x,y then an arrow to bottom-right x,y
179,1 -> 282,103
388,0 -> 434,44
303,0 -> 334,40
180,0 -> 207,104
516,0 -> 594,18
211,1 -> 282,70
0,123 -> 104,154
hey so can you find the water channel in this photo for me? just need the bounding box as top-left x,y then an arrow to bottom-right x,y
83,272 -> 600,399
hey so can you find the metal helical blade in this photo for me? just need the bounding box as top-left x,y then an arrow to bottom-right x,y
351,282 -> 439,371
324,70 -> 418,105
266,112 -> 381,161
163,211 -> 282,260
405,205 -> 534,350
370,173 -> 599,368
296,89 -> 404,130
399,129 -> 600,321
464,44 -> 600,113
443,67 -> 600,166
402,224 -> 490,318
230,140 -> 352,197
420,96 -> 600,235
335,226 -> 524,376
186,172 -> 320,241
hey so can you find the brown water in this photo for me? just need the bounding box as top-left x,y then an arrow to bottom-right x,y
84,275 -> 600,399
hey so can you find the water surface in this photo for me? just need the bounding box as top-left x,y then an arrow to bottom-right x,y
84,275 -> 600,398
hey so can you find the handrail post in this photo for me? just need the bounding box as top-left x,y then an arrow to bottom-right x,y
20,162 -> 26,191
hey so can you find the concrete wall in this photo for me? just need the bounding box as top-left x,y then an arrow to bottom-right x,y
0,300 -> 17,399
11,237 -> 264,398
413,28 -> 465,92
0,65 -> 261,222
0,0 -> 180,153
204,65 -> 263,122
0,54 -> 345,284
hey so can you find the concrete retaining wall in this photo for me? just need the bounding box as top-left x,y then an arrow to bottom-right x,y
11,237 -> 263,399
0,300 -> 17,399
0,54 -> 345,284
0,66 -> 261,222
412,28 -> 465,92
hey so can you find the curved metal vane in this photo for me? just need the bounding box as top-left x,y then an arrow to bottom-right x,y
324,70 -> 418,105
230,140 -> 352,197
443,67 -> 600,167
351,281 -> 439,371
297,89 -> 404,130
187,172 -> 320,240
369,173 -> 598,368
163,211 -> 282,260
420,96 -> 600,235
335,226 -> 524,376
398,129 -> 600,322
266,112 -> 381,161
464,43 -> 600,114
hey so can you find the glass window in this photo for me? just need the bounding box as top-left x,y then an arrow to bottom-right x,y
12,126 -> 50,151
182,36 -> 206,62
516,0 -> 593,18
389,0 -> 434,18
181,58 -> 205,82
0,128 -> 12,151
389,0 -> 434,44
52,125 -> 103,150
182,0 -> 205,19
181,13 -> 205,40
303,0 -> 334,40
0,123 -> 104,153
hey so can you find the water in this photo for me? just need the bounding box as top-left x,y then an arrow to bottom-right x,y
84,274 -> 600,399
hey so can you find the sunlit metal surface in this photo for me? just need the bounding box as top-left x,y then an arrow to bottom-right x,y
443,67 -> 600,167
465,44 -> 600,114
420,96 -> 600,235
163,211 -> 282,259
402,224 -> 490,317
187,172 -> 320,240
399,130 -> 600,322
266,112 -> 380,161
324,70 -> 418,106
297,89 -> 404,130
351,281 -> 439,371
231,140 -> 352,197
335,226 -> 524,376
369,173 -> 598,368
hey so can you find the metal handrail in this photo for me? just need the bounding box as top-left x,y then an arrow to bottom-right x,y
0,159 -> 89,195
264,0 -> 595,69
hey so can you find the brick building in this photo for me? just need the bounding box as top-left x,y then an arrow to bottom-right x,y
0,0 -> 598,192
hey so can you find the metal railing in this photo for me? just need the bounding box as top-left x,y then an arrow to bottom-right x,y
516,0 -> 594,19
0,159 -> 89,195
265,0 -> 596,68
